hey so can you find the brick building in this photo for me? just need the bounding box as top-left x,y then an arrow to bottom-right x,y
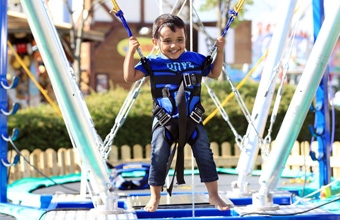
88,18 -> 252,91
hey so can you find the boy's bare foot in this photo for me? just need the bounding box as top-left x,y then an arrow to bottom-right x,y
144,196 -> 160,212
209,195 -> 232,211
144,185 -> 162,212
205,181 -> 233,211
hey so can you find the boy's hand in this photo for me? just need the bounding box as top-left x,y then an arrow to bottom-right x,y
128,36 -> 140,54
215,36 -> 226,53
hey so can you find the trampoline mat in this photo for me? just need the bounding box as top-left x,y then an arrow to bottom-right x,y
130,193 -> 233,209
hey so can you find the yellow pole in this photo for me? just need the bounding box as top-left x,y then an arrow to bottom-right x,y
203,50 -> 268,125
7,41 -> 62,117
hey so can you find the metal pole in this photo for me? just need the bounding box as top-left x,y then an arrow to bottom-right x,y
312,0 -> 331,188
0,0 -> 9,203
19,0 -> 114,207
233,0 -> 297,195
258,0 -> 340,193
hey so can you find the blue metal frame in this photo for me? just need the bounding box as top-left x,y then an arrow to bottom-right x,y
0,0 -> 9,204
2,189 -> 340,219
311,0 -> 331,188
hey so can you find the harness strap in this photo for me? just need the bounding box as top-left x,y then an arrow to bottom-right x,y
153,105 -> 172,127
166,102 -> 205,196
202,55 -> 213,73
152,74 -> 182,84
153,103 -> 204,136
183,73 -> 201,87
152,73 -> 202,86
166,80 -> 186,195
165,142 -> 177,195
152,86 -> 201,100
175,80 -> 186,183
141,57 -> 153,75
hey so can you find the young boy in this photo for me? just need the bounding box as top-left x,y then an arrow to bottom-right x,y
123,14 -> 231,212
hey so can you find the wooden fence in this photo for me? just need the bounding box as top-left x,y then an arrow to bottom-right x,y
6,141 -> 340,184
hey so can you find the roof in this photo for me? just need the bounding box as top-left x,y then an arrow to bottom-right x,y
7,10 -> 105,42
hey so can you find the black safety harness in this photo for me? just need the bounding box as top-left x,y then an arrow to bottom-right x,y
141,55 -> 213,195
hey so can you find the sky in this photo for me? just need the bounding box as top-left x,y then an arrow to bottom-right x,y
243,0 -> 279,20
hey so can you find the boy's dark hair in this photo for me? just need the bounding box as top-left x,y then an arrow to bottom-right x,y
152,14 -> 186,39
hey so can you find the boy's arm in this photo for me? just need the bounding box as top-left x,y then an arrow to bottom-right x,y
123,37 -> 145,83
207,36 -> 226,79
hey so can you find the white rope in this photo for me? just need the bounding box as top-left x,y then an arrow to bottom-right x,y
260,0 -> 308,159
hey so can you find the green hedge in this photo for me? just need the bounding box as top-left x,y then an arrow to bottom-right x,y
7,81 -> 339,152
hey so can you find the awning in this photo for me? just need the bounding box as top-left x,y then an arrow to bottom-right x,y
7,10 -> 105,42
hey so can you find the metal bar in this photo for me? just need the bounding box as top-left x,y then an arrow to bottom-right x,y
312,0 -> 331,188
234,0 -> 297,194
0,0 -> 8,204
19,0 -> 112,205
259,1 -> 340,192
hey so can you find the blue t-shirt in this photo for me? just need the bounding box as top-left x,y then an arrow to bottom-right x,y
135,51 -> 211,117
135,51 -> 211,77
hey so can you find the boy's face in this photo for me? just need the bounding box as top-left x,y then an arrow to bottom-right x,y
152,26 -> 186,59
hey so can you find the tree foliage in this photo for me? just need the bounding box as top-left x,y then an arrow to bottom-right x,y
8,81 -> 337,153
199,0 -> 254,32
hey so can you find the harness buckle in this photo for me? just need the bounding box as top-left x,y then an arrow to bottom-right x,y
183,73 -> 198,87
190,106 -> 204,124
155,107 -> 171,126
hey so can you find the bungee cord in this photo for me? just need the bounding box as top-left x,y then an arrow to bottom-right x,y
191,7 -> 215,47
100,0 -> 150,160
202,78 -> 243,146
190,0 -> 263,149
223,63 -> 263,149
260,0 -> 307,158
101,78 -> 145,159
155,0 -> 189,22
208,0 -> 245,58
204,0 -> 311,157
110,0 -> 144,58
261,55 -> 293,158
203,50 -> 268,125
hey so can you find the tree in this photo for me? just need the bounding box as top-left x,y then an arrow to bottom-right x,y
199,0 -> 253,34
61,0 -> 105,85
197,0 -> 254,80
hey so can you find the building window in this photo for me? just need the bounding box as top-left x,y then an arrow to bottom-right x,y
96,73 -> 108,92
